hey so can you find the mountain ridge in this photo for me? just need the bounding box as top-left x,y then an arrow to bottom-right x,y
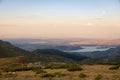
0,40 -> 120,64
0,40 -> 30,58
0,40 -> 88,64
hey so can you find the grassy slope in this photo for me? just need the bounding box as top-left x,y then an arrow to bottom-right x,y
0,65 -> 120,80
0,57 -> 20,66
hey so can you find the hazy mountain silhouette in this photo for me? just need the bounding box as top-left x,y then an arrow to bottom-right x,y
0,40 -> 30,58
0,40 -> 120,64
0,40 -> 88,63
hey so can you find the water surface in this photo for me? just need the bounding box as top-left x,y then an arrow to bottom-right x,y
70,46 -> 115,52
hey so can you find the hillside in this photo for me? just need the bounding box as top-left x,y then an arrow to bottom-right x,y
32,49 -> 88,63
1,39 -> 120,64
11,43 -> 83,51
82,55 -> 120,64
0,40 -> 88,64
1,65 -> 120,80
0,40 -> 30,58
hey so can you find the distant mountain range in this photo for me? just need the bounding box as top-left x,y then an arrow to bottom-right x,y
5,39 -> 120,52
0,40 -> 120,64
75,46 -> 120,63
6,39 -> 120,46
74,46 -> 120,58
13,43 -> 83,51
0,40 -> 87,64
69,39 -> 120,45
33,49 -> 87,62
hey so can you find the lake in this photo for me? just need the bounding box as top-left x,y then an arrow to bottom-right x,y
69,46 -> 115,52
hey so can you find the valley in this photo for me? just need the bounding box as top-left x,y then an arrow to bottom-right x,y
0,40 -> 120,80
0,0 -> 120,80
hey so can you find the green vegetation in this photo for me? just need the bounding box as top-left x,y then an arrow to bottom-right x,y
47,77 -> 53,80
109,65 -> 120,70
53,72 -> 66,77
44,63 -> 83,72
66,64 -> 83,72
40,72 -> 65,78
0,40 -> 120,80
79,73 -> 87,78
1,66 -> 34,72
1,65 -> 44,72
0,65 -> 120,80
41,73 -> 55,78
95,74 -> 103,80
44,63 -> 66,69
33,68 -> 46,74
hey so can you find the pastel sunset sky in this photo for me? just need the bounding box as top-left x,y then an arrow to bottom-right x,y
0,0 -> 120,39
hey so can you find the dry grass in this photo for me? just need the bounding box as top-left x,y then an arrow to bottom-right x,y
0,57 -> 19,66
0,65 -> 120,80
80,65 -> 120,80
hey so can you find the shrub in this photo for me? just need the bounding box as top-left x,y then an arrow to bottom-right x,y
54,72 -> 66,77
1,67 -> 10,72
79,73 -> 87,78
67,67 -> 82,71
34,69 -> 46,74
13,66 -> 33,71
41,73 -> 55,78
47,77 -> 53,80
11,66 -> 34,72
44,63 -> 66,69
36,70 -> 46,74
66,64 -> 83,72
109,65 -> 120,70
95,74 -> 103,80
1,66 -> 34,72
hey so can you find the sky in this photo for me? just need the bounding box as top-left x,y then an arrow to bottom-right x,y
0,0 -> 120,39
